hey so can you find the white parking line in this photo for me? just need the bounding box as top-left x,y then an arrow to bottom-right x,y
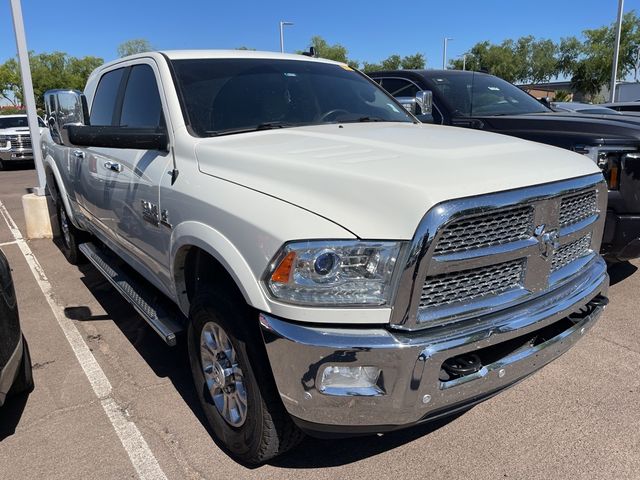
0,200 -> 168,480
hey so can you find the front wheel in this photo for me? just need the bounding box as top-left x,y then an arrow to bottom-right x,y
187,286 -> 303,463
56,201 -> 85,265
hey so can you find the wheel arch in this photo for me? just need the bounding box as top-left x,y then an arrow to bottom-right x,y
43,153 -> 80,227
171,222 -> 270,316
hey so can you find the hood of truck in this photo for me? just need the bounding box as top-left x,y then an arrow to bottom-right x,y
472,112 -> 640,147
0,127 -> 30,135
195,122 -> 601,239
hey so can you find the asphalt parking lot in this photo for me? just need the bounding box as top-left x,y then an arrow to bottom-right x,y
0,167 -> 639,480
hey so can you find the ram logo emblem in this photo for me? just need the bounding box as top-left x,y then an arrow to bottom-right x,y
534,224 -> 560,259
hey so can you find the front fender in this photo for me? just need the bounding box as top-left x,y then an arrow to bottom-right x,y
170,221 -> 270,315
43,152 -> 80,228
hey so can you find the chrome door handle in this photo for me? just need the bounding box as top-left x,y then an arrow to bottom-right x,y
104,161 -> 122,173
72,149 -> 85,159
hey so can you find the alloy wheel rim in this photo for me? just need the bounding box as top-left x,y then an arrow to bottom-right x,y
199,322 -> 248,427
60,208 -> 71,248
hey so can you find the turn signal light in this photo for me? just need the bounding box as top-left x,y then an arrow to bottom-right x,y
609,164 -> 620,190
271,251 -> 296,284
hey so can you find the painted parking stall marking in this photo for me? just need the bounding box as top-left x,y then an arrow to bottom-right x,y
0,200 -> 167,480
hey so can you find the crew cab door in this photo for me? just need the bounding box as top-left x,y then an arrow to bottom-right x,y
82,62 -> 173,282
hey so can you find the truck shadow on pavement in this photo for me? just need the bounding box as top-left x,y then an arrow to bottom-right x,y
0,392 -> 29,441
270,413 -> 462,468
70,263 -> 467,468
607,261 -> 638,286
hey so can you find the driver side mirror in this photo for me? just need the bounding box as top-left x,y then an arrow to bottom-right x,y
395,90 -> 433,116
415,90 -> 433,116
44,89 -> 89,146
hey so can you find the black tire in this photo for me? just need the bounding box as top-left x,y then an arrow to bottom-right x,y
9,336 -> 34,397
0,159 -> 4,170
56,201 -> 86,265
187,285 -> 303,464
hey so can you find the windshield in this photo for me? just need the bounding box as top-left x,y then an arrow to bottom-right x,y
0,116 -> 28,129
0,116 -> 45,129
171,58 -> 414,136
423,72 -> 550,117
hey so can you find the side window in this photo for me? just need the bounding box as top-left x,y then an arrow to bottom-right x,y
382,78 -> 419,98
90,68 -> 125,126
119,65 -> 163,128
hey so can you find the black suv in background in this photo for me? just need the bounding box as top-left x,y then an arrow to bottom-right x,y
369,69 -> 640,262
0,248 -> 33,406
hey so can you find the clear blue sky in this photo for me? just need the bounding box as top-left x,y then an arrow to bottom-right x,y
0,0 -> 638,68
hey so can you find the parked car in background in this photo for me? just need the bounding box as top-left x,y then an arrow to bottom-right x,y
0,114 -> 46,170
0,248 -> 33,406
42,51 -> 609,463
551,102 -> 622,116
601,101 -> 640,116
369,69 -> 640,262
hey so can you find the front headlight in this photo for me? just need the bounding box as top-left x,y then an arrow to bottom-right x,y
579,145 -> 636,190
264,240 -> 404,306
0,135 -> 8,149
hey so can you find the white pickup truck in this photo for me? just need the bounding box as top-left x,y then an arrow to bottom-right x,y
42,50 -> 609,463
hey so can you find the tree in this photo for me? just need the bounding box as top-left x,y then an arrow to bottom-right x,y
117,39 -> 154,57
381,54 -> 402,70
0,58 -> 21,106
553,90 -> 572,101
569,11 -> 640,100
0,52 -> 104,110
306,36 -> 351,64
401,53 -> 426,70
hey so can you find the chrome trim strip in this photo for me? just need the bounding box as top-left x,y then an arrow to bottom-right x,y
390,173 -> 607,331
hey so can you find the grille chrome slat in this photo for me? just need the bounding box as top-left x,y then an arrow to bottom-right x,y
552,234 -> 592,272
433,206 -> 533,255
7,134 -> 32,150
420,259 -> 525,309
559,190 -> 597,228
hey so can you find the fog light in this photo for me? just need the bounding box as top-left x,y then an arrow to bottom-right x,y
319,366 -> 383,396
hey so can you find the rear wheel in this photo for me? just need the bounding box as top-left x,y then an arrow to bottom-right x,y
187,285 -> 303,464
56,201 -> 85,265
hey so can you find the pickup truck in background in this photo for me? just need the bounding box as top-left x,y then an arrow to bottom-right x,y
369,69 -> 640,262
0,114 -> 46,170
42,51 -> 609,463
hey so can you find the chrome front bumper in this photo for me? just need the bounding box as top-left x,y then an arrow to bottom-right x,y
259,257 -> 608,434
0,148 -> 34,162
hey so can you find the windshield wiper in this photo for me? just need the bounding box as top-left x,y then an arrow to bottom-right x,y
205,121 -> 297,137
336,116 -> 398,123
355,116 -> 387,122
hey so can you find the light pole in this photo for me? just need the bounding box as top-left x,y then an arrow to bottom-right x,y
610,0 -> 624,102
279,21 -> 294,53
443,37 -> 454,69
9,0 -> 46,196
459,52 -> 471,71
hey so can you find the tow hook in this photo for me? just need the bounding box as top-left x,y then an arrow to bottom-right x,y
440,353 -> 482,381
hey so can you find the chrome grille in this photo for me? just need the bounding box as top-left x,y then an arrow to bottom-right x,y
559,190 -> 597,228
8,134 -> 32,150
420,259 -> 525,309
552,234 -> 592,272
393,175 -> 606,331
433,206 -> 533,255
